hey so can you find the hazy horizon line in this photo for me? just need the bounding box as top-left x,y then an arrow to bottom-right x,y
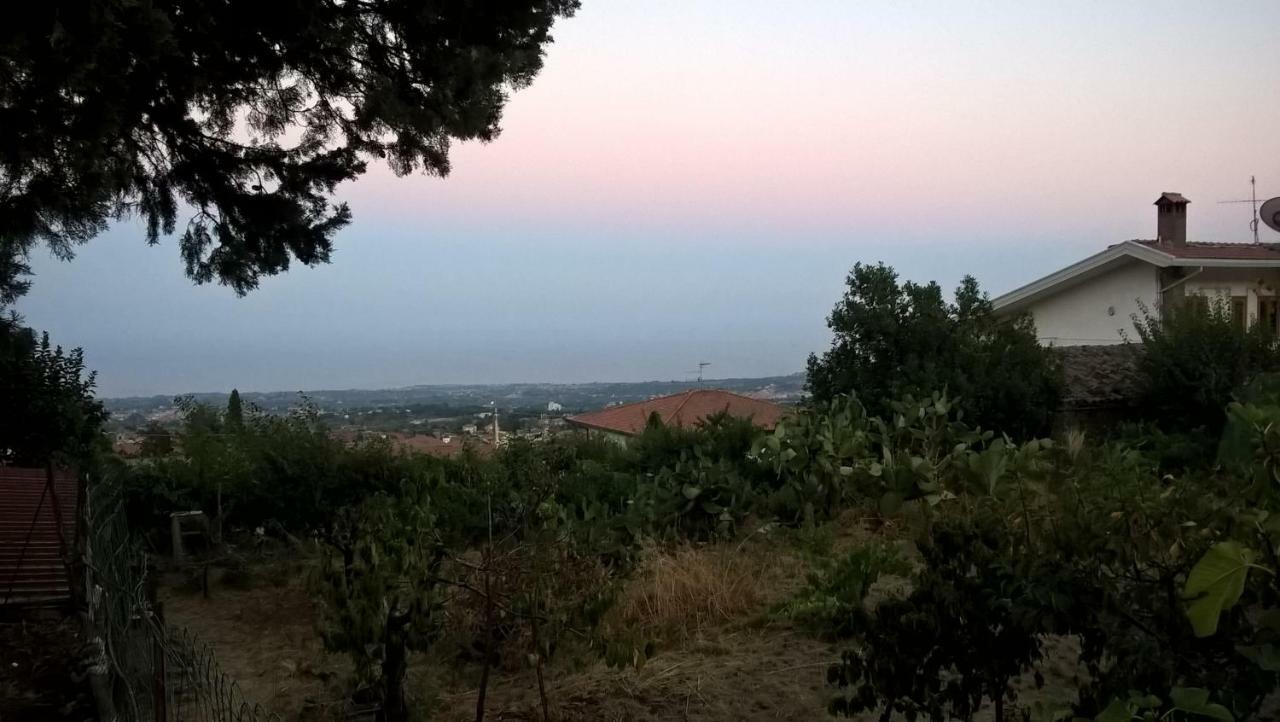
100,370 -> 808,402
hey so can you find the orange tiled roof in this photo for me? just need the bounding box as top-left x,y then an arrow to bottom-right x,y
386,432 -> 490,458
565,389 -> 788,436
1133,239 -> 1280,260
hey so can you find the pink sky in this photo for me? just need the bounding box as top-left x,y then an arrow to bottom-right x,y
345,0 -> 1280,249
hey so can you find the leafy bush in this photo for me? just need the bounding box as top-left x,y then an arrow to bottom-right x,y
1112,421 -> 1219,474
122,395 -> 457,536
0,319 -> 107,465
1131,298 -> 1279,434
806,263 -> 1062,438
314,482 -> 446,722
828,515 -> 1062,722
776,542 -> 910,638
1218,373 -> 1280,474
753,394 -> 872,524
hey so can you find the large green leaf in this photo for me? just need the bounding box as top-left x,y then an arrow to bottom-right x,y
1169,687 -> 1233,721
879,491 -> 904,515
1091,698 -> 1133,722
1236,643 -> 1280,672
1184,542 -> 1255,637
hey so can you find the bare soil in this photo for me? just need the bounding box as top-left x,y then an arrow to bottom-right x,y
164,582 -> 845,721
157,521 -> 1083,722
158,561 -> 351,720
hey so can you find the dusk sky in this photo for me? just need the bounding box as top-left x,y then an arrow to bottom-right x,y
17,0 -> 1280,397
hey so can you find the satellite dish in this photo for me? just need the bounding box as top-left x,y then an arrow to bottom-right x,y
1262,197 -> 1280,235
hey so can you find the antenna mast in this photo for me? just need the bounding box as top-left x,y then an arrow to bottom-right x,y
697,362 -> 711,385
1218,176 -> 1262,243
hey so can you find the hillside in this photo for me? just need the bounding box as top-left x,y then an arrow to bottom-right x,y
102,373 -> 807,418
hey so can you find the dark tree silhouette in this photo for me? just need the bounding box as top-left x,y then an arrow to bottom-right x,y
0,1 -> 579,298
226,388 -> 244,430
0,318 -> 106,465
807,263 -> 1061,438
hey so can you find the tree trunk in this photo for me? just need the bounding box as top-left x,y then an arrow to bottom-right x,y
382,611 -> 410,722
213,482 -> 223,546
475,551 -> 494,722
529,592 -> 550,722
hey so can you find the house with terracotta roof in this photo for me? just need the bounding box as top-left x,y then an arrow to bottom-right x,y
994,193 -> 1280,345
343,430 -> 492,458
565,389 -> 788,444
388,432 -> 490,458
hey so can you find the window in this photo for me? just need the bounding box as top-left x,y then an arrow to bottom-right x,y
1261,298 -> 1279,334
1232,297 -> 1247,329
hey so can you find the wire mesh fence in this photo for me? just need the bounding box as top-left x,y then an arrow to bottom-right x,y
82,471 -> 280,722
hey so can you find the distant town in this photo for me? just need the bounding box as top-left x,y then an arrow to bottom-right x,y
104,373 -> 807,456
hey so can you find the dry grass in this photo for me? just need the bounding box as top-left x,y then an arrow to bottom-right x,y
614,542 -> 792,641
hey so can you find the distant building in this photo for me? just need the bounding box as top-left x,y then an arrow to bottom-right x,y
383,432 -> 491,459
112,434 -> 143,459
566,389 -> 787,445
461,423 -> 479,435
547,401 -> 563,412
338,430 -> 491,459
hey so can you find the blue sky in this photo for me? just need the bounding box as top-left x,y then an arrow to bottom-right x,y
16,0 -> 1280,397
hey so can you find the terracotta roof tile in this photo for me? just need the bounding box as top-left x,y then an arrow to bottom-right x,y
385,432 -> 491,458
566,389 -> 788,436
1133,239 -> 1280,260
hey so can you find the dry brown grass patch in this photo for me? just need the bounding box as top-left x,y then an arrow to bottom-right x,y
614,543 -> 787,641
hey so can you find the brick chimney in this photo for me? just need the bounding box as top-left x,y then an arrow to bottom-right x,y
1155,192 -> 1189,246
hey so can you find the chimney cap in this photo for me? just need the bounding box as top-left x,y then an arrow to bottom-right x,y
1155,192 -> 1190,206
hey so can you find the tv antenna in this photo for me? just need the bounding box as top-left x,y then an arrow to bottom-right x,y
1218,175 -> 1262,243
694,362 -> 711,384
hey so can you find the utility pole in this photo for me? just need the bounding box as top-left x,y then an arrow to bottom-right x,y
491,401 -> 499,446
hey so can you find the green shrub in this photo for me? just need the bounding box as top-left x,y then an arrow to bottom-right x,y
777,543 -> 910,638
1132,298 -> 1279,435
806,263 -> 1061,438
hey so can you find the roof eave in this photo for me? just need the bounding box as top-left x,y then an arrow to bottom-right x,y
564,417 -> 636,436
992,241 -> 1174,315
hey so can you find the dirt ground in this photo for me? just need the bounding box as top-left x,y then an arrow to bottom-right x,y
162,566 -> 842,722
157,532 -> 857,722
157,522 -> 1083,722
159,562 -> 351,719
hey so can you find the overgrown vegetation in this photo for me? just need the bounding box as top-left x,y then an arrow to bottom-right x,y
0,316 -> 106,466
121,378 -> 1280,720
806,263 -> 1062,438
1131,298 -> 1280,434
94,266 -> 1280,720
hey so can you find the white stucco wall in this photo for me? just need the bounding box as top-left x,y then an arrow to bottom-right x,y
1025,260 -> 1159,346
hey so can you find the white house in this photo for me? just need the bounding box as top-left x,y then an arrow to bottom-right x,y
993,193 -> 1280,345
